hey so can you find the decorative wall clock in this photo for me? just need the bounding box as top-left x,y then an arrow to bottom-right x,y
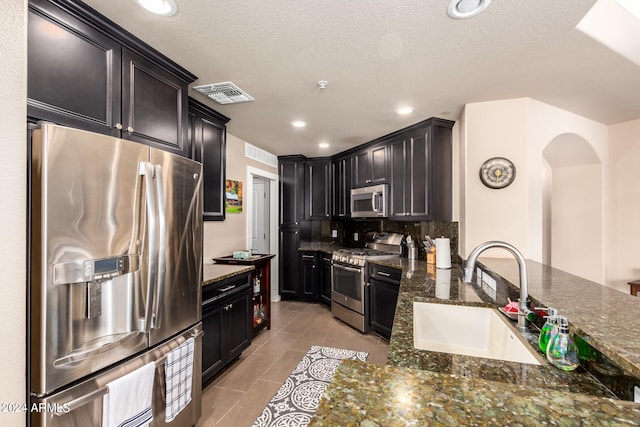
479,157 -> 516,189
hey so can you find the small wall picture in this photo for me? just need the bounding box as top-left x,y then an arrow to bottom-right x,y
225,180 -> 243,213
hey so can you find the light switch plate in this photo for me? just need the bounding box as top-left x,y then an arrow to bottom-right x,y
354,232 -> 359,241
635,386 -> 640,403
331,229 -> 337,238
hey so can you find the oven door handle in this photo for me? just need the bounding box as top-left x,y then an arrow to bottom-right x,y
333,264 -> 363,274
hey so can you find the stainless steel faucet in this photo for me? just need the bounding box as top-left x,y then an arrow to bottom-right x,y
463,241 -> 536,330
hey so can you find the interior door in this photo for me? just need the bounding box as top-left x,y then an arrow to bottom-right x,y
148,148 -> 203,346
251,177 -> 270,254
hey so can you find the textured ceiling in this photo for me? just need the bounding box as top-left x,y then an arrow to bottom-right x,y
82,0 -> 640,157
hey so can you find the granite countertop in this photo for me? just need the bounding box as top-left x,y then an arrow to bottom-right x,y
309,257 -> 640,425
298,242 -> 336,254
477,258 -> 640,380
310,360 -> 640,426
202,263 -> 254,286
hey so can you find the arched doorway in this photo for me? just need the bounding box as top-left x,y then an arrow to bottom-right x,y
542,133 -> 603,284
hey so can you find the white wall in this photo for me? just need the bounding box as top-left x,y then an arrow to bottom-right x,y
461,98 -> 615,287
0,1 -> 27,425
462,98 -> 530,258
551,164 -> 603,283
607,119 -> 640,293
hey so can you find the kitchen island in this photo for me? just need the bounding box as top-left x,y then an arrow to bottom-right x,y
309,258 -> 640,425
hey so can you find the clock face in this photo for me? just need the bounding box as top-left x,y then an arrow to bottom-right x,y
479,157 -> 516,189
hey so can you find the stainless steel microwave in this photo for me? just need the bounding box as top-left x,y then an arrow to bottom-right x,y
350,184 -> 388,218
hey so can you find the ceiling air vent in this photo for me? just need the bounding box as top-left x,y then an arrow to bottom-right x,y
193,81 -> 255,105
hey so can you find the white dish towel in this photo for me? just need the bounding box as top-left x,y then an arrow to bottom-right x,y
165,337 -> 195,422
102,361 -> 155,427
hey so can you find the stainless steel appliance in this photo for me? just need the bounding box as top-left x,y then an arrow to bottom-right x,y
350,184 -> 388,218
29,123 -> 203,427
331,232 -> 404,331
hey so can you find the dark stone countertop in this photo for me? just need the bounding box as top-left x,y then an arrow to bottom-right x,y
202,263 -> 254,287
298,242 -> 336,254
309,257 -> 640,425
310,360 -> 640,426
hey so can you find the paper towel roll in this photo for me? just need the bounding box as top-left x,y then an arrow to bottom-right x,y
435,268 -> 451,299
435,238 -> 451,269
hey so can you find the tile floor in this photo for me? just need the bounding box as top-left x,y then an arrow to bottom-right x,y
196,300 -> 389,426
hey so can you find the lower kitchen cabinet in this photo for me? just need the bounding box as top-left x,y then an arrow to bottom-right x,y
300,251 -> 320,301
369,264 -> 402,340
201,272 -> 252,385
319,254 -> 332,305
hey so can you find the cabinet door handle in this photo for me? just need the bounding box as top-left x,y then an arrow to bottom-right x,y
126,126 -> 134,133
219,285 -> 236,292
115,123 -> 123,130
302,255 -> 315,259
378,271 -> 391,277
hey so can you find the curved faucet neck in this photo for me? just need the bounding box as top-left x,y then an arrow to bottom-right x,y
463,240 -> 529,304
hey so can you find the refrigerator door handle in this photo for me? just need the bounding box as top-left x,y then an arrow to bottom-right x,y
152,165 -> 166,330
52,387 -> 108,416
140,162 -> 158,333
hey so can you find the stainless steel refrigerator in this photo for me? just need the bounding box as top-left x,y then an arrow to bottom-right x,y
29,123 -> 203,426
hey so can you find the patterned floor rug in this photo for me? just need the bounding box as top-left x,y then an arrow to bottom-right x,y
252,345 -> 368,427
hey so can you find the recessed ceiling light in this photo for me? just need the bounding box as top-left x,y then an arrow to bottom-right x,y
447,0 -> 491,19
319,142 -> 330,149
291,121 -> 307,128
396,107 -> 414,115
134,0 -> 177,16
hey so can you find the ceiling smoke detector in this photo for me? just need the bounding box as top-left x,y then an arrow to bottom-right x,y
193,81 -> 255,105
447,0 -> 491,19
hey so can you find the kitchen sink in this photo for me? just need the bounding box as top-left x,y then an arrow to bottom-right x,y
413,302 -> 541,365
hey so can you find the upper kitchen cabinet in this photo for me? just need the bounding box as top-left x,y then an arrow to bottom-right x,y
189,98 -> 230,221
279,156 -> 306,226
305,158 -> 331,220
388,118 -> 454,221
27,0 -> 196,157
353,143 -> 388,187
332,154 -> 352,218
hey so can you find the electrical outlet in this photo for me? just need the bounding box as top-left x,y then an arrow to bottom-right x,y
354,232 -> 359,241
635,386 -> 640,403
331,229 -> 337,238
475,267 -> 483,286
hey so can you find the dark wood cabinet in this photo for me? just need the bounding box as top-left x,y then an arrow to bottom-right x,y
319,254 -> 332,306
332,155 -> 352,218
368,264 -> 402,340
305,158 -> 332,219
388,118 -> 454,221
353,143 -> 388,187
121,48 -> 190,156
212,254 -> 275,336
189,98 -> 230,221
300,252 -> 320,301
27,0 -> 196,157
279,156 -> 306,225
279,227 -> 301,299
202,273 -> 252,385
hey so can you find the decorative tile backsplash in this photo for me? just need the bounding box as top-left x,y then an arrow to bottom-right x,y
310,219 -> 460,263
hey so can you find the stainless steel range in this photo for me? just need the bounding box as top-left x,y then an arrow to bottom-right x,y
331,232 -> 405,332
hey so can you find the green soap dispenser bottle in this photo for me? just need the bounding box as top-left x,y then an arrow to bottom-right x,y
538,307 -> 559,353
546,316 -> 580,371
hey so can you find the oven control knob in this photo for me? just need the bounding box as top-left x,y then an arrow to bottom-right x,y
359,259 -> 365,267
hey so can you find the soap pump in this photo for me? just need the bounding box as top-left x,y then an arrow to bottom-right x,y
545,315 -> 580,371
538,307 -> 559,353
